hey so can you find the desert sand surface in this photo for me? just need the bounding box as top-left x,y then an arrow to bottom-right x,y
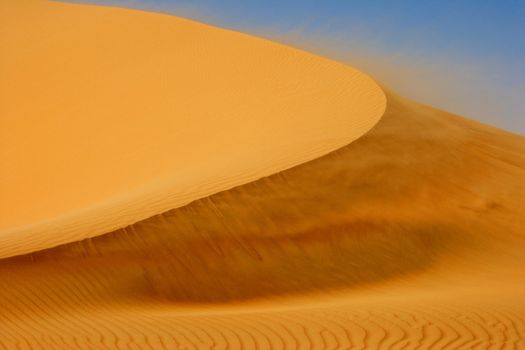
0,0 -> 385,258
1,1 -> 525,350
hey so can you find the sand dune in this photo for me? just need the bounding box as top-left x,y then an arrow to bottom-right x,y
1,1 -> 525,349
0,0 -> 385,258
1,91 -> 524,348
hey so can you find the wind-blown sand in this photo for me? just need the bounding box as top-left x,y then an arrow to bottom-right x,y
1,1 -> 525,349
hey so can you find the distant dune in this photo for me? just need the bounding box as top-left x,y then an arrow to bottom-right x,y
1,1 -> 524,349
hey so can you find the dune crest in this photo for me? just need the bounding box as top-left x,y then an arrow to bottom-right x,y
0,0 -> 385,258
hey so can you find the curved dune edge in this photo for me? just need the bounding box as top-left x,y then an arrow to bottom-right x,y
0,0 -> 386,258
0,91 -> 524,348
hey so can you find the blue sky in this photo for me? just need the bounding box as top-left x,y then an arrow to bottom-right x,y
69,0 -> 525,134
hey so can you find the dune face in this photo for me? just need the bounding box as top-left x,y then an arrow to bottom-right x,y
1,91 -> 525,348
2,1 -> 525,350
0,0 -> 385,257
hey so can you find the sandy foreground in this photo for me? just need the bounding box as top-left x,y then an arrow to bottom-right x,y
1,1 -> 525,349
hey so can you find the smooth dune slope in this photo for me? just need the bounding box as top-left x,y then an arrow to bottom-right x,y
1,90 -> 524,349
0,0 -> 385,258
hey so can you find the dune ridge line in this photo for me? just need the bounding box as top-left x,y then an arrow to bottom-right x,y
0,0 -> 386,258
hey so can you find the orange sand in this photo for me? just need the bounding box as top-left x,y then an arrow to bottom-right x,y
0,0 -> 385,257
1,1 -> 524,349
